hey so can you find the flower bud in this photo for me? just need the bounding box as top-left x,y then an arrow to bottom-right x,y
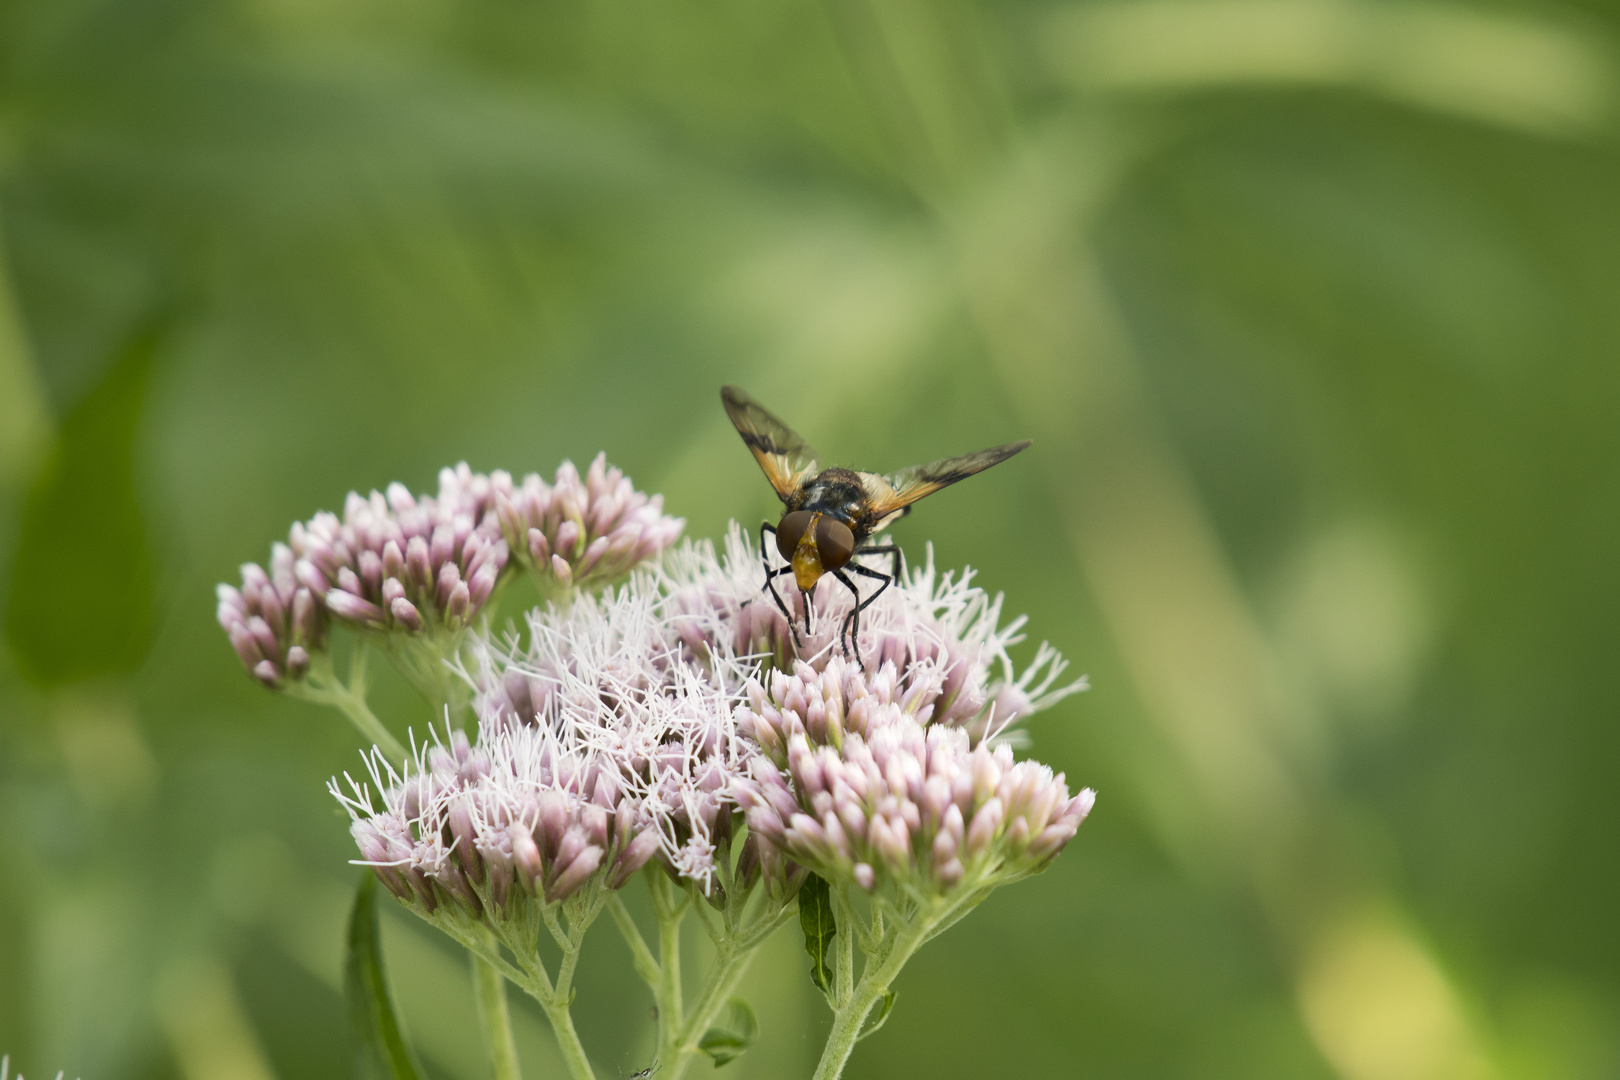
608,830 -> 661,889
510,826 -> 543,894
966,797 -> 1003,856
547,846 -> 603,902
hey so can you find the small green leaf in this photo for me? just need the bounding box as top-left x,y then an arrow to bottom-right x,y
799,873 -> 838,996
345,874 -> 426,1080
858,990 -> 897,1042
697,997 -> 758,1067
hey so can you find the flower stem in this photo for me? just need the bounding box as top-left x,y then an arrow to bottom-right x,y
472,951 -> 523,1080
650,876 -> 686,1072
810,893 -> 973,1080
297,646 -> 411,764
659,946 -> 752,1080
540,999 -> 596,1080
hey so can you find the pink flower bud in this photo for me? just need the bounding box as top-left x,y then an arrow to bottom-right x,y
405,537 -> 433,591
966,798 -> 1003,856
326,590 -> 387,626
608,830 -> 661,888
381,540 -> 405,581
252,659 -> 279,687
547,846 -> 603,902
510,827 -> 543,894
581,804 -> 610,849
391,597 -> 424,631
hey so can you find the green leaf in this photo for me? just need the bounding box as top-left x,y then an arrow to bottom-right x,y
4,321 -> 161,688
858,990 -> 897,1041
798,873 -> 838,996
345,874 -> 426,1080
697,997 -> 758,1067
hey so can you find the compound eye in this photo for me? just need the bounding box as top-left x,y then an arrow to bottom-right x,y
777,511 -> 813,561
816,516 -> 855,569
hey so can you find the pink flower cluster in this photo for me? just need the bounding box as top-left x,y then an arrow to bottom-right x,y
217,543 -> 326,687
219,458 -> 682,685
331,525 -> 1091,914
734,657 -> 1094,896
335,573 -> 760,916
290,463 -> 509,634
493,454 -> 685,591
339,727 -> 664,916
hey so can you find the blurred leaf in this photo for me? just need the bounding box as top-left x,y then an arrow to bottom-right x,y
697,996 -> 758,1067
857,990 -> 896,1042
799,873 -> 837,997
3,319 -> 158,689
344,874 -> 426,1080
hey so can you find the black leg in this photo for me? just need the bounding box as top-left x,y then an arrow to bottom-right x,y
842,540 -> 907,641
855,542 -> 905,583
758,521 -> 800,647
831,568 -> 867,667
838,560 -> 897,666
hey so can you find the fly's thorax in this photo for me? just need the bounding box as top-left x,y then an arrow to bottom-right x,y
799,469 -> 867,524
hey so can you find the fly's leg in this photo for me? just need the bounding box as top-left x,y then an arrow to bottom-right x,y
759,520 -> 800,647
831,568 -> 867,669
837,544 -> 903,656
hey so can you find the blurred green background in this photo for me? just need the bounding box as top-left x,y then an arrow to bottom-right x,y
2,0 -> 1618,1078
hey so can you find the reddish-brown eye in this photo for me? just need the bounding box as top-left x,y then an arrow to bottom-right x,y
816,516 -> 855,569
777,510 -> 814,561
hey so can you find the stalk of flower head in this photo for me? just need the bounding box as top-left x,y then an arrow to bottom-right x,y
640,528 -> 1087,1078
330,570 -> 787,1080
460,575 -> 797,1080
221,457 -> 683,1080
668,526 -> 1092,1080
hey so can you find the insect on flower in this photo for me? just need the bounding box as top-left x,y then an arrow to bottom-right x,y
721,385 -> 1031,665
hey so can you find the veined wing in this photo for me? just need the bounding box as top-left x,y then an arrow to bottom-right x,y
720,386 -> 820,503
860,440 -> 1032,530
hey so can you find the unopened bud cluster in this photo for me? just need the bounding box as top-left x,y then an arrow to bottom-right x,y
494,454 -> 685,591
217,543 -> 326,687
218,458 -> 681,687
735,658 -> 1094,896
291,463 -> 509,635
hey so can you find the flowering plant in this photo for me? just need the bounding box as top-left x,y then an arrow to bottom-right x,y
220,457 -> 1091,1080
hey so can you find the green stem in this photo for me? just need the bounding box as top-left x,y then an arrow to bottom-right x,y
609,895 -> 661,987
810,893 -> 972,1080
473,950 -> 523,1080
330,687 -> 410,765
651,878 -> 686,1071
658,947 -> 750,1080
297,647 -> 411,764
660,901 -> 795,1080
540,999 -> 596,1080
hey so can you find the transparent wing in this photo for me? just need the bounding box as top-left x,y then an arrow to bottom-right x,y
860,440 -> 1032,528
720,385 -> 820,502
